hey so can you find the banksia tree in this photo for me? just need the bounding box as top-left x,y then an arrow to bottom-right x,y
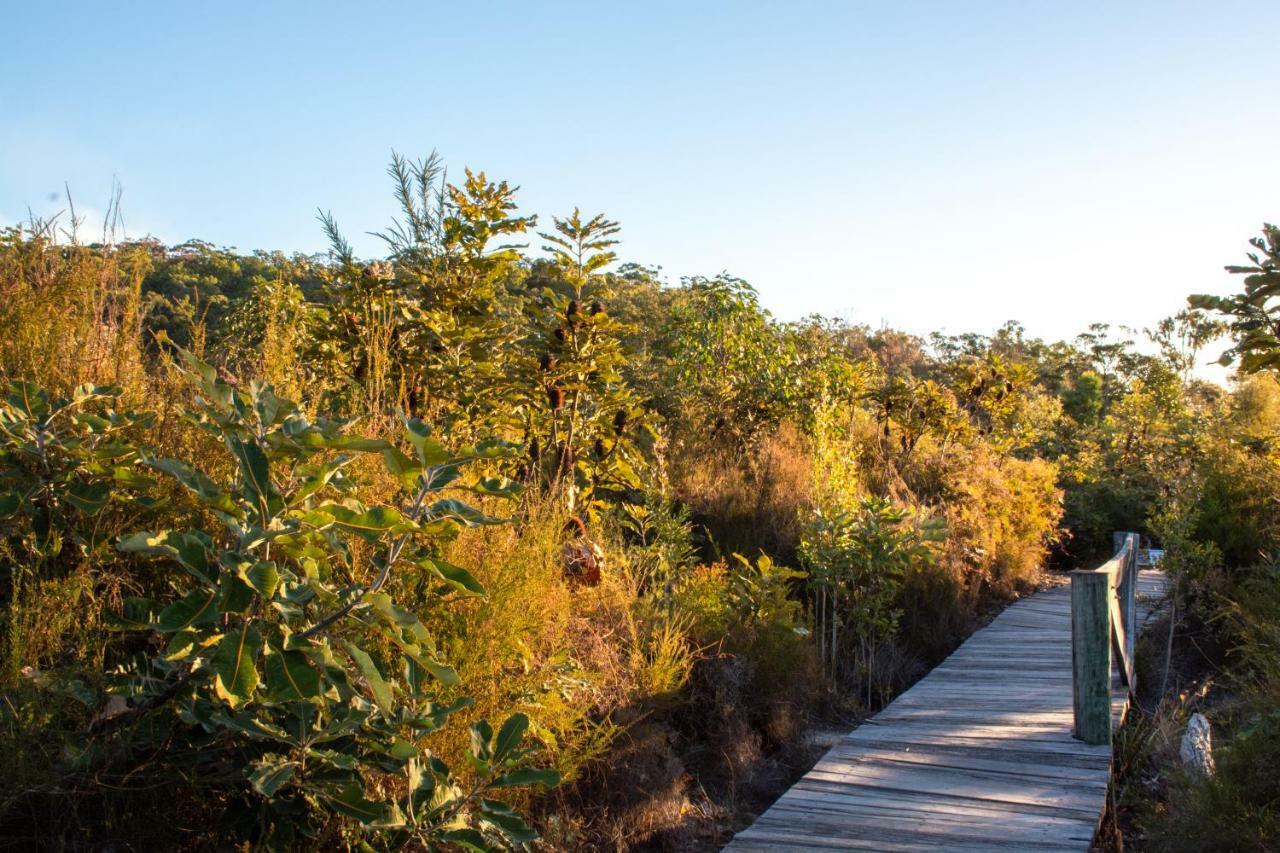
520,210 -> 648,518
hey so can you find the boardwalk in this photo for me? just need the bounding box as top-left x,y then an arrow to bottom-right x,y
727,570 -> 1168,852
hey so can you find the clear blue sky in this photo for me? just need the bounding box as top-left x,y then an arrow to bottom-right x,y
3,1 -> 1277,347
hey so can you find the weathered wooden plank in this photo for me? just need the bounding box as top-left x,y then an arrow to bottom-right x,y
726,564 -> 1167,852
768,786 -> 1102,833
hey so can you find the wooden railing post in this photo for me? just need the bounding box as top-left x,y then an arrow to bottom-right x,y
1118,532 -> 1138,684
1072,567 -> 1112,744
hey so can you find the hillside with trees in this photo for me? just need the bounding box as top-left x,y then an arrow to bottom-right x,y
0,153 -> 1275,851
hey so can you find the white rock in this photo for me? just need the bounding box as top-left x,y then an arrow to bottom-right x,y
1180,712 -> 1215,777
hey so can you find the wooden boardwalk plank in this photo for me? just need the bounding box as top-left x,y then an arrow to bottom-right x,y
726,570 -> 1167,852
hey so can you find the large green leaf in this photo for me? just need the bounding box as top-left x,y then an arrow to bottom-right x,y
143,457 -> 239,515
493,713 -> 529,762
291,455 -> 352,505
429,499 -> 502,527
65,481 -> 111,515
380,447 -> 422,489
468,476 -> 523,498
117,530 -> 215,584
156,589 -> 219,632
218,571 -> 256,614
345,642 -> 394,712
263,645 -> 322,701
325,782 -> 398,825
402,417 -> 450,466
419,557 -> 486,596
365,591 -> 429,643
479,800 -> 538,844
244,561 -> 281,599
228,436 -> 278,518
248,757 -> 298,797
213,625 -> 262,708
315,504 -> 416,539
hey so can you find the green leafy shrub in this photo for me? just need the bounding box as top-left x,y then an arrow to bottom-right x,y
95,351 -> 556,849
801,497 -> 945,706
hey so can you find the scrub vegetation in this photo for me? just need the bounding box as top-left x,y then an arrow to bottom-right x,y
0,153 -> 1271,851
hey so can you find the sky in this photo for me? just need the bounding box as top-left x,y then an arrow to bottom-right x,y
3,1 -> 1278,352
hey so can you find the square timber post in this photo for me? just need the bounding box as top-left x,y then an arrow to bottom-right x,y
1071,568 -> 1112,744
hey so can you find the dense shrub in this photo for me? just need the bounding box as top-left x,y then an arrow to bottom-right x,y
5,165 -> 1249,849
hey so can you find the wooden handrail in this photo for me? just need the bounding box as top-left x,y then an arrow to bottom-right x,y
1070,532 -> 1140,744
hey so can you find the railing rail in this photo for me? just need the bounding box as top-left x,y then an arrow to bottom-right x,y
1070,531 -> 1139,745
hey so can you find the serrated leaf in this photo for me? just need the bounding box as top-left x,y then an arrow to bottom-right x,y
248,758 -> 297,797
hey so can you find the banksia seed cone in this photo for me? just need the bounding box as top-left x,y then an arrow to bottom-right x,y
547,386 -> 565,410
613,410 -> 628,433
529,437 -> 540,461
554,327 -> 567,343
590,300 -> 603,316
594,438 -> 605,457
539,352 -> 555,371
567,300 -> 579,318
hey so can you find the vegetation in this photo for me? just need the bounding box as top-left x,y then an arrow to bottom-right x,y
0,159 -> 1272,851
1104,223 -> 1280,852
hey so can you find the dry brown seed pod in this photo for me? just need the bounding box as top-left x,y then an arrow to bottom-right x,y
547,386 -> 565,410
